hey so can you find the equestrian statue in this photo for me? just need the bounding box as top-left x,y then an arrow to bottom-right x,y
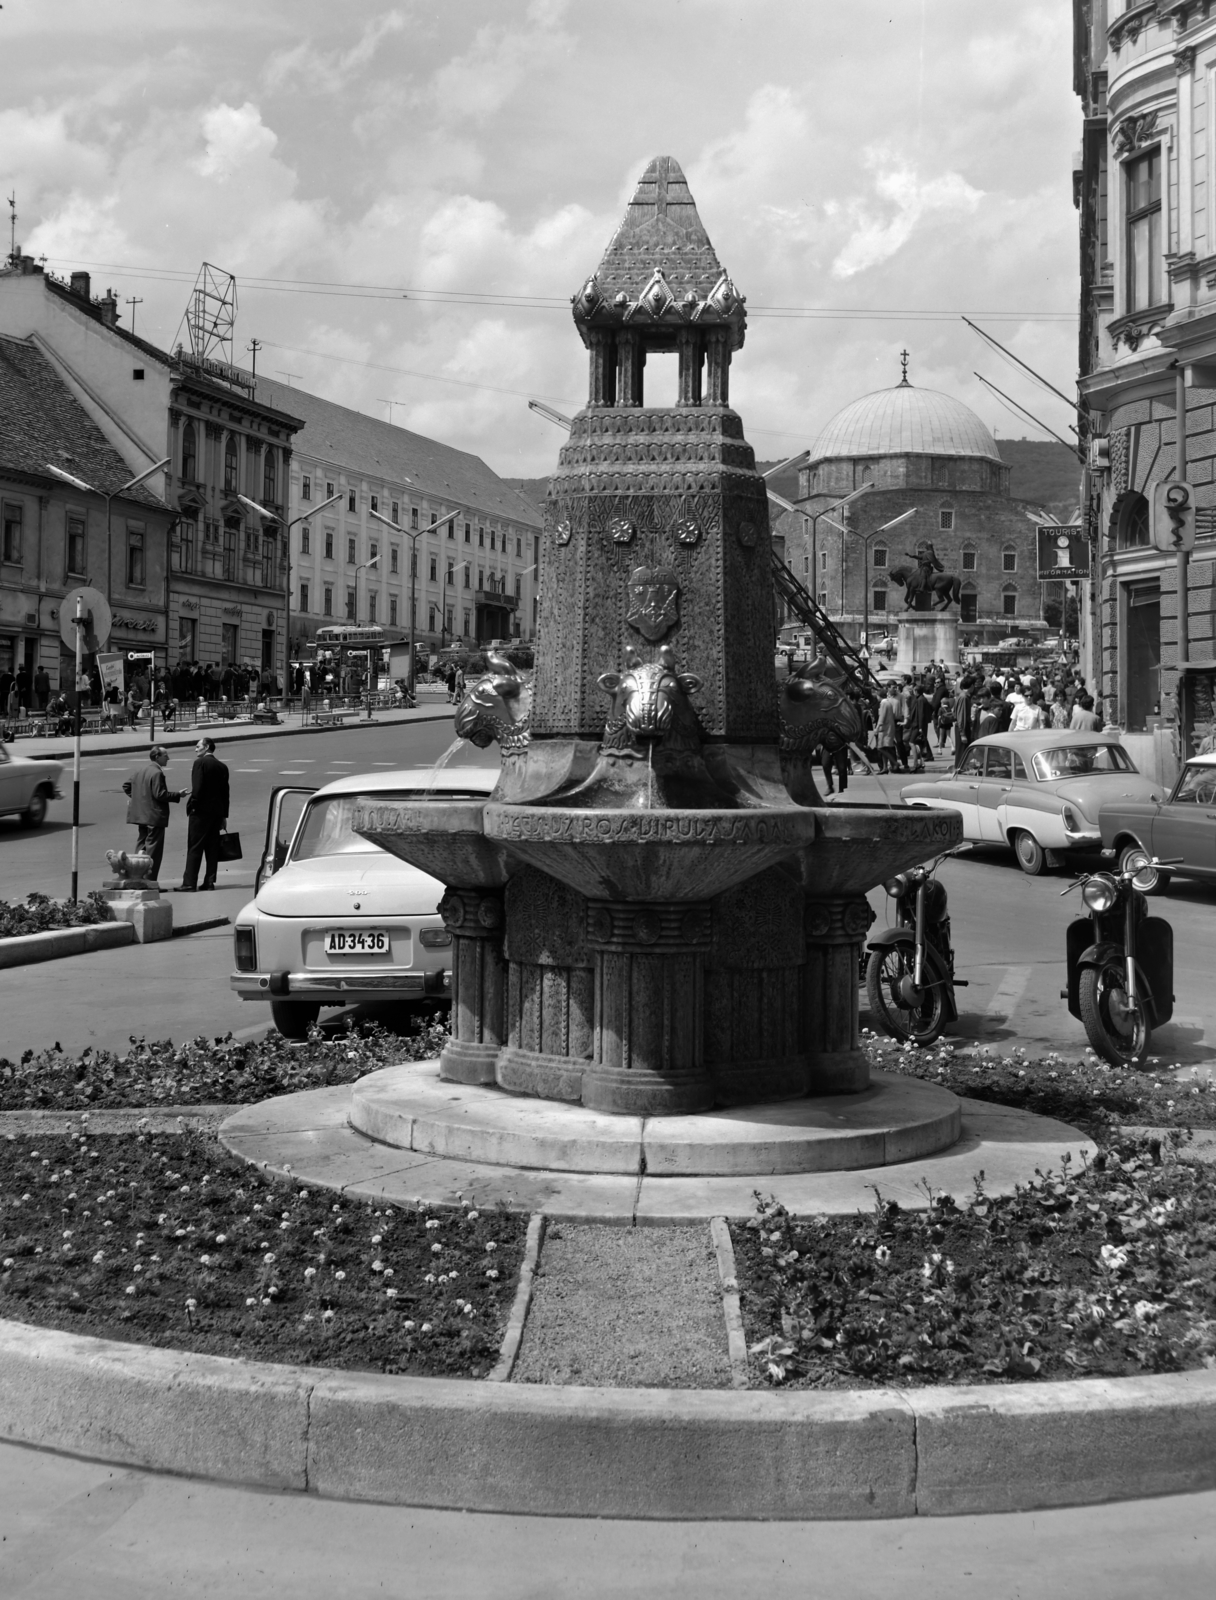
887,541 -> 961,612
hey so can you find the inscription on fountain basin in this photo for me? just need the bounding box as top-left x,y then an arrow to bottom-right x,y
485,808 -> 816,846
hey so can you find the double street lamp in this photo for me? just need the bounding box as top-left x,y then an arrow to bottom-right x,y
817,506 -> 917,652
45,455 -> 171,613
239,490 -> 343,698
369,506 -> 460,700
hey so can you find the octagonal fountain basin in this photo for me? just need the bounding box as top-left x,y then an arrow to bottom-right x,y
351,798 -> 513,888
792,803 -> 963,900
481,803 -> 820,903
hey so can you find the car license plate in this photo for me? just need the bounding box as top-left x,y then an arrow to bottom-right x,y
325,929 -> 391,955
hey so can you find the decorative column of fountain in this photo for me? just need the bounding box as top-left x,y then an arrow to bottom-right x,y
354,154 -> 962,1123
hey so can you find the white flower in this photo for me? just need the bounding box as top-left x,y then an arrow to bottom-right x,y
304,1267 -> 317,1281
383,1268 -> 393,1278
485,1268 -> 499,1280
403,1320 -> 416,1332
334,1270 -> 346,1281
431,1243 -> 442,1254
424,1273 -> 436,1284
199,1254 -> 212,1267
421,1322 -> 432,1333
185,1298 -> 198,1312
1100,1244 -> 1129,1270
874,1245 -> 891,1265
425,1219 -> 440,1230
485,1241 -> 497,1253
371,1235 -> 383,1245
466,1211 -> 479,1222
92,1250 -> 105,1264
371,1260 -> 385,1272
215,1234 -> 227,1244
322,1309 -> 335,1322
437,1274 -> 448,1286
125,1285 -> 136,1296
2,1259 -> 14,1270
263,1252 -> 276,1264
386,1288 -> 399,1299
246,1296 -> 257,1308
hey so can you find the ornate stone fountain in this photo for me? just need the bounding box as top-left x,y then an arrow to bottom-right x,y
352,156 -> 961,1159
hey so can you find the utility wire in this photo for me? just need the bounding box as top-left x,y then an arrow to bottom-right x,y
962,316 -> 1080,411
975,373 -> 1083,460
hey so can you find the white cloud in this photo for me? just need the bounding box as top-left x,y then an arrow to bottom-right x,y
195,103 -> 279,180
832,148 -> 984,279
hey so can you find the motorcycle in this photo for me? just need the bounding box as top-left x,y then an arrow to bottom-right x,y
865,846 -> 969,1045
1060,849 -> 1176,1067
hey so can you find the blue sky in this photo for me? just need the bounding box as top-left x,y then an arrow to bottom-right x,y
2,0 -> 1078,474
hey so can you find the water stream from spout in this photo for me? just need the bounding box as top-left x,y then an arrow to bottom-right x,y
422,737 -> 465,796
646,742 -> 654,809
846,741 -> 901,810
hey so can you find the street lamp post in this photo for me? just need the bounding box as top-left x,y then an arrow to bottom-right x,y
820,506 -> 917,653
239,490 -> 342,705
370,506 -> 459,702
353,554 -> 380,718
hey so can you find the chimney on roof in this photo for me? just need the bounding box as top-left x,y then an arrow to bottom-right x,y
98,287 -> 119,326
69,271 -> 91,301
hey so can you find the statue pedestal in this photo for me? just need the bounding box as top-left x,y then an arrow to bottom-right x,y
892,614 -> 959,676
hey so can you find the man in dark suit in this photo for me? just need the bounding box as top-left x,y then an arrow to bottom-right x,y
177,736 -> 230,891
122,747 -> 183,883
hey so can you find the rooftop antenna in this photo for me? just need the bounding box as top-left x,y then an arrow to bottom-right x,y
7,191 -> 16,265
177,262 -> 238,365
377,398 -> 408,423
275,370 -> 301,387
125,296 -> 143,337
246,337 -> 262,389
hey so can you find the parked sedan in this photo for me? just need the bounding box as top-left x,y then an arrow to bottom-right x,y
901,731 -> 1160,875
0,743 -> 63,828
1099,751 -> 1216,891
231,764 -> 498,1038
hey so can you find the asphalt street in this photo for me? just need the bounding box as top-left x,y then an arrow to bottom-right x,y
1,732 -> 1214,1069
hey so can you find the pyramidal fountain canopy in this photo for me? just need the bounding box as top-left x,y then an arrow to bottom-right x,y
572,155 -> 746,352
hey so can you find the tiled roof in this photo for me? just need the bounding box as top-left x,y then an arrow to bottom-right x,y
0,333 -> 162,505
809,383 -> 1001,464
251,377 -> 543,528
594,155 -> 727,301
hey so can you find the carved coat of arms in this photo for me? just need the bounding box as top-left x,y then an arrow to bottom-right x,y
626,566 -> 680,642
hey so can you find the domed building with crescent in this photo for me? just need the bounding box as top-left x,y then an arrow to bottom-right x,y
784,359 -> 1049,652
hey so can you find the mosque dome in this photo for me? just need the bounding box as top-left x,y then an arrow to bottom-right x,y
808,381 -> 1001,465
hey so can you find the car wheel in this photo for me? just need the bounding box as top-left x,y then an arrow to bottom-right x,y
19,788 -> 48,829
270,1000 -> 321,1040
1011,828 -> 1045,876
1118,842 -> 1171,894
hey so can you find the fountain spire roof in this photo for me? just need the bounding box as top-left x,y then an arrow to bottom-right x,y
571,155 -> 746,349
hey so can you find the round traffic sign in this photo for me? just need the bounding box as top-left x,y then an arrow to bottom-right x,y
59,586 -> 112,653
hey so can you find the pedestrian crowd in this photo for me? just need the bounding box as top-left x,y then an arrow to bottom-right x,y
819,660 -> 1101,790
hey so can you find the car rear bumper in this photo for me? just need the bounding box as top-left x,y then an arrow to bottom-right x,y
230,969 -> 450,1003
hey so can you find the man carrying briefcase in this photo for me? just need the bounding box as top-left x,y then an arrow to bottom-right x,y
177,736 -> 231,892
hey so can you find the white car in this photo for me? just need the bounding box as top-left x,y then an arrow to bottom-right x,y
0,743 -> 63,828
231,764 -> 498,1037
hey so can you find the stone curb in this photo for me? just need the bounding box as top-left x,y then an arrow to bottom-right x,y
0,921 -> 134,970
0,1106 -> 236,1133
0,1314 -> 1213,1518
487,1213 -> 544,1382
709,1216 -> 749,1388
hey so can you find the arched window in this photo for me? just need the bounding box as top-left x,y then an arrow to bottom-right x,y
1002,545 -> 1017,573
1117,491 -> 1150,548
181,422 -> 197,482
960,581 -> 978,624
1002,583 -> 1018,617
263,447 -> 277,504
871,583 -> 888,613
872,544 -> 888,570
961,543 -> 977,572
223,434 -> 238,494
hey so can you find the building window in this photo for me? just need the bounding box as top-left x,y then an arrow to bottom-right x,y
872,545 -> 887,569
347,537 -> 356,564
478,567 -> 484,590
429,556 -> 437,581
300,526 -> 310,554
370,541 -> 378,564
515,575 -> 522,599
1117,492 -> 1150,548
326,481 -> 334,499
224,434 -> 238,493
961,547 -> 977,571
390,546 -> 399,574
371,495 -> 379,513
299,582 -> 309,613
462,609 -> 470,634
804,555 -> 810,574
348,490 -> 357,512
872,586 -> 887,612
411,507 -> 419,529
223,523 -> 237,581
1002,547 -> 1017,573
490,530 -> 497,551
820,550 -> 827,570
446,561 -> 454,585
323,587 -> 333,617
430,512 -> 438,526
463,567 -> 470,588
391,501 -> 399,523
447,521 -> 455,539
181,422 -> 197,482
173,518 -> 195,576
960,584 -> 978,623
410,549 -> 417,576
368,591 -> 377,623
478,528 -> 485,547
345,587 -> 356,621
302,474 -> 311,501
324,530 -> 334,560
516,537 -> 522,557
390,596 -> 399,626
939,509 -> 954,531
1127,148 -> 1163,312
1002,587 -> 1018,617
126,524 -> 145,587
464,522 -> 471,543
818,590 -> 828,608
263,447 -> 277,504
66,512 -> 87,575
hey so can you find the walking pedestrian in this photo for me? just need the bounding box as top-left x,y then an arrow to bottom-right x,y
874,684 -> 900,774
121,746 -> 183,884
176,736 -> 230,892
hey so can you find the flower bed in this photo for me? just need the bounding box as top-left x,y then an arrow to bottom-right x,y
0,1127 -> 526,1378
0,891 -> 113,940
0,1018 -> 449,1112
869,1032 -> 1216,1137
735,1133 -> 1216,1389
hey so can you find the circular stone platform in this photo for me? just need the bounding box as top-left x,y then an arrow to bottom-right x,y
348,1062 -> 961,1177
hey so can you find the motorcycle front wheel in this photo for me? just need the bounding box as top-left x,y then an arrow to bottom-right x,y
1078,960 -> 1149,1067
865,946 -> 948,1046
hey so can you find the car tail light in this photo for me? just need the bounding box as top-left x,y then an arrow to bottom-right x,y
234,926 -> 257,971
419,928 -> 452,948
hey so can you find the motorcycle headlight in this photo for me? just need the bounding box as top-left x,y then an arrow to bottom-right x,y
883,873 -> 909,897
1121,849 -> 1158,893
1081,875 -> 1118,912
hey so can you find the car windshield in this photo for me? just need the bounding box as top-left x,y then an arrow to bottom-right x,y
1174,764 -> 1216,804
291,789 -> 491,862
1031,745 -> 1135,780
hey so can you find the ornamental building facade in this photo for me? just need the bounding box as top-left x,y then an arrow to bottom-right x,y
784,374 -> 1047,649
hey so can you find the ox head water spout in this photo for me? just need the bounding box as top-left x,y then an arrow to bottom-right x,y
597,645 -> 702,745
455,651 -> 532,753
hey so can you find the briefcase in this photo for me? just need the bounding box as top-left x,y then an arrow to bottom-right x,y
217,830 -> 243,862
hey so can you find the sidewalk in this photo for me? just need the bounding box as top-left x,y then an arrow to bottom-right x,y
11,691 -> 454,762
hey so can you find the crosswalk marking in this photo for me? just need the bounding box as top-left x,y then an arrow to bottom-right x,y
985,965 -> 1033,1018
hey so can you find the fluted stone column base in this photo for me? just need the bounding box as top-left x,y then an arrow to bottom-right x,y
804,897 -> 874,1095
437,887 -> 506,1086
